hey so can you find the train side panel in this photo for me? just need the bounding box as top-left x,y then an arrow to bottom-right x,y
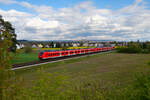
39,47 -> 115,59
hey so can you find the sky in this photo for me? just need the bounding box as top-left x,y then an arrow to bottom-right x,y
0,0 -> 150,41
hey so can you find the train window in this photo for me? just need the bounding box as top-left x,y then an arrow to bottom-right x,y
40,52 -> 44,56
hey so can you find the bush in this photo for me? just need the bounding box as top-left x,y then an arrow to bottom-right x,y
117,47 -> 142,53
147,45 -> 150,52
24,46 -> 32,53
142,49 -> 149,54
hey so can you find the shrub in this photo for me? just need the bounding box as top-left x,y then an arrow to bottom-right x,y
117,47 -> 142,53
142,49 -> 149,54
147,45 -> 150,52
24,46 -> 32,53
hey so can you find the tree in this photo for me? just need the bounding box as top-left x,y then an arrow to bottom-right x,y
56,42 -> 61,48
0,15 -> 17,52
50,41 -> 54,48
0,30 -> 13,100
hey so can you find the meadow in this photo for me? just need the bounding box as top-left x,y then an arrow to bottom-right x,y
12,52 -> 150,99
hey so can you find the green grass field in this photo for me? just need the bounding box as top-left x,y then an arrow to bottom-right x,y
11,53 -> 150,99
14,53 -> 150,90
11,52 -> 39,64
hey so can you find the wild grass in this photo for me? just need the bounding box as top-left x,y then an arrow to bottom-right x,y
11,53 -> 150,100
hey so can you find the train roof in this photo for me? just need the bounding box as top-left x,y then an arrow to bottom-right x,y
40,48 -> 88,53
39,47 -> 112,53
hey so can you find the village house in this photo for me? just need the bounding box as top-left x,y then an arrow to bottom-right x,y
16,44 -> 21,49
16,43 -> 25,49
83,43 -> 89,47
53,43 -> 56,48
72,43 -> 78,47
45,44 -> 50,48
38,44 -> 43,48
32,44 -> 38,48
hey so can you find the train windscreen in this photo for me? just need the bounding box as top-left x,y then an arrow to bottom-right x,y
40,52 -> 44,56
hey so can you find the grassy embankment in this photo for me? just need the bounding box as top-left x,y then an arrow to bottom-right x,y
13,52 -> 150,99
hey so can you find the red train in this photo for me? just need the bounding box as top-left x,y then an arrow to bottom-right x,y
38,47 -> 115,60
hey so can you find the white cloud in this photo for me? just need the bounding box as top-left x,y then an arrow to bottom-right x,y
0,0 -> 150,41
26,17 -> 59,29
0,0 -> 17,4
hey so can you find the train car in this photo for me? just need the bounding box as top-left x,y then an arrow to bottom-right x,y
81,49 -> 85,54
39,47 -> 115,60
69,50 -> 75,55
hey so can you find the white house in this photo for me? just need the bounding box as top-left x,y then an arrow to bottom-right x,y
66,43 -> 69,47
45,44 -> 50,48
16,44 -> 21,49
97,43 -> 103,47
53,43 -> 56,48
83,43 -> 88,47
20,44 -> 25,48
73,43 -> 78,47
32,44 -> 37,48
38,44 -> 43,48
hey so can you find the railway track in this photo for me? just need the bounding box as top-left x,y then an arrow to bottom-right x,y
12,50 -> 113,70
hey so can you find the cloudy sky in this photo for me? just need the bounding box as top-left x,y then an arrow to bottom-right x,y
0,0 -> 150,41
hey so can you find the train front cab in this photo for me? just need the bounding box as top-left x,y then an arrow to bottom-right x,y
39,52 -> 49,59
39,52 -> 44,59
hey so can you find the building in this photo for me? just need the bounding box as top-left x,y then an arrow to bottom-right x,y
32,44 -> 38,48
38,44 -> 43,48
45,44 -> 50,48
